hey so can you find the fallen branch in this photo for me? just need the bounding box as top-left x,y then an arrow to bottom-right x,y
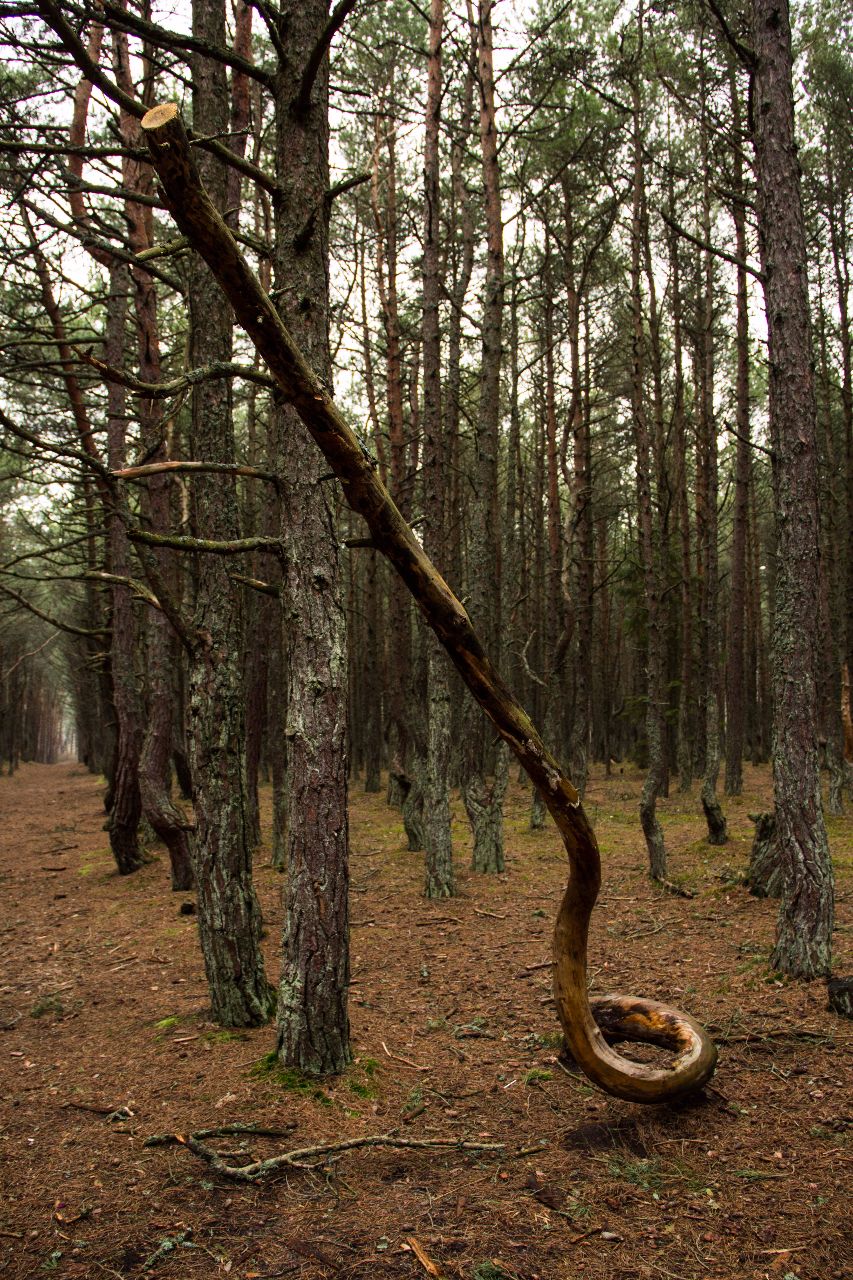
514,960 -> 554,977
145,1122 -> 296,1147
653,878 -> 696,899
60,1101 -> 133,1119
143,1129 -> 504,1182
406,1236 -> 442,1277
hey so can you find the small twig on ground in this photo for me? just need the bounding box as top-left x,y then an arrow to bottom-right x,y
414,916 -> 463,926
514,959 -> 554,978
473,907 -> 508,920
406,1235 -> 442,1277
653,878 -> 696,899
143,1130 -> 505,1182
381,1041 -> 431,1071
60,1101 -> 130,1117
243,1268 -> 299,1278
624,921 -> 667,940
35,844 -> 78,857
568,1227 -> 603,1246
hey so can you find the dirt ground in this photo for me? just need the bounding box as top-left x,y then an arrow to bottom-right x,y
0,759 -> 850,1280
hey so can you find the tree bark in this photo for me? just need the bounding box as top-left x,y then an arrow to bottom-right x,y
104,264 -> 144,875
462,0 -> 508,873
420,0 -> 454,899
185,0 -> 273,1025
112,22 -> 195,889
750,0 -> 834,979
696,59 -> 727,847
724,67 -> 752,798
628,27 -> 667,881
271,0 -> 351,1073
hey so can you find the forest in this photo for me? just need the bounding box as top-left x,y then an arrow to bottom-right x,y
0,0 -> 851,1277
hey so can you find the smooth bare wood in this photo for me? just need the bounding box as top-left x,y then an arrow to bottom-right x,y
141,102 -> 718,1103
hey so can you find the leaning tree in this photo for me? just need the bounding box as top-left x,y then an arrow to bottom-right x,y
139,100 -> 718,1104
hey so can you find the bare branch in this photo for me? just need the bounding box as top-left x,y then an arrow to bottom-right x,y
0,583 -> 108,638
1,632 -> 59,681
97,1 -> 274,87
702,0 -> 756,69
129,529 -> 283,557
77,349 -> 275,399
658,206 -> 764,283
36,0 -> 279,196
143,1129 -> 505,1183
114,459 -> 278,483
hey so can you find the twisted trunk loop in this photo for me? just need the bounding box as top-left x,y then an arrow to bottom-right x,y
141,102 -> 717,1104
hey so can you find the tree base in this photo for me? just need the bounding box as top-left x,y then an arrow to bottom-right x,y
827,977 -> 853,1019
746,812 -> 782,897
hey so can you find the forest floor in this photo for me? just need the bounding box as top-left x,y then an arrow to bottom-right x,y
0,761 -> 851,1280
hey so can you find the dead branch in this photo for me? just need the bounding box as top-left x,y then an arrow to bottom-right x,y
142,1129 -> 504,1182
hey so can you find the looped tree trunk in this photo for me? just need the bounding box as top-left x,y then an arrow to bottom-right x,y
141,102 -> 718,1104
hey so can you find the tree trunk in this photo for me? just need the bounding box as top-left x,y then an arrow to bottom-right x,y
750,0 -> 834,979
142,97 -> 720,1104
462,0 -> 508,873
272,0 -> 350,1072
186,0 -> 273,1024
420,0 -> 454,898
724,68 -> 751,798
104,264 -> 144,875
112,28 -> 195,889
629,31 -> 667,881
696,62 -> 726,847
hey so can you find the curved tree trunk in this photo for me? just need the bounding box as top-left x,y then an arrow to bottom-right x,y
142,101 -> 719,1103
112,28 -> 195,889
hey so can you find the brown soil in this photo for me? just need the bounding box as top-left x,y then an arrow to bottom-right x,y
0,761 -> 851,1280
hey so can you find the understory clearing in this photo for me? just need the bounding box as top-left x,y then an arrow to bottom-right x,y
0,761 -> 850,1280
